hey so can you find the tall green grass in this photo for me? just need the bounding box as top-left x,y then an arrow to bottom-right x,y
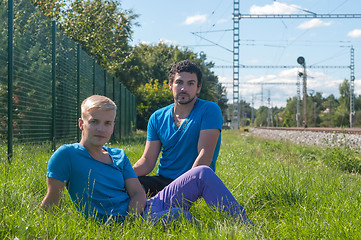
1,130 -> 360,239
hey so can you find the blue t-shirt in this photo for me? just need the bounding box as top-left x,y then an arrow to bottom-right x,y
147,98 -> 223,179
46,143 -> 137,221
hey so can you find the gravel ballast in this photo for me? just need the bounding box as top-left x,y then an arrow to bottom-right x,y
250,128 -> 361,150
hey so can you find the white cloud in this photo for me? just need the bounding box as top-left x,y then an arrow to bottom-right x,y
159,38 -> 177,45
250,2 -> 300,14
279,68 -> 298,78
220,68 -> 345,107
248,59 -> 259,64
348,29 -> 361,38
216,18 -> 228,25
297,19 -> 332,29
218,76 -> 230,84
139,40 -> 150,45
184,14 -> 208,25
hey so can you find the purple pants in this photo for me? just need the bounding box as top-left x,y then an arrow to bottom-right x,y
142,166 -> 250,224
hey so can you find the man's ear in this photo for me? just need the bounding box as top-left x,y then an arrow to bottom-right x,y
197,84 -> 202,94
78,118 -> 84,130
169,80 -> 172,90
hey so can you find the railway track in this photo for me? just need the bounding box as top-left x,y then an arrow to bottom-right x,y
255,127 -> 361,135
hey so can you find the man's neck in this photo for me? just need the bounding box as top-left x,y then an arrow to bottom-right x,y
80,141 -> 111,163
90,147 -> 112,164
173,97 -> 197,117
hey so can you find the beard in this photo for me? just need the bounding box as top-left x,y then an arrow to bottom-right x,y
175,92 -> 196,105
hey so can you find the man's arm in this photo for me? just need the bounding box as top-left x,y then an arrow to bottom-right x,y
133,140 -> 162,176
192,128 -> 221,168
125,178 -> 147,215
40,177 -> 66,211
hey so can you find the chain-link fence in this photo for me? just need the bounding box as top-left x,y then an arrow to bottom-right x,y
1,0 -> 136,160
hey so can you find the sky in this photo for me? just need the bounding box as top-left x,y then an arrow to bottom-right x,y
121,0 -> 361,109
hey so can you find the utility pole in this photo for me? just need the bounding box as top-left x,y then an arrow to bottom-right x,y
297,56 -> 307,128
267,90 -> 271,127
314,102 -> 317,127
350,46 -> 355,128
296,72 -> 301,127
251,94 -> 254,126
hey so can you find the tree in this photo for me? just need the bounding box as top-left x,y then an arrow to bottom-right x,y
280,97 -> 298,127
59,0 -> 138,74
354,94 -> 361,127
29,0 -> 66,21
30,0 -> 138,75
319,94 -> 338,127
307,92 -> 324,127
135,79 -> 172,129
239,100 -> 252,126
122,43 -> 227,129
254,106 -> 268,127
26,1 -> 226,131
334,80 -> 350,127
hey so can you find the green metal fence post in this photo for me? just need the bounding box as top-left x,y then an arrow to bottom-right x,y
112,76 -> 115,140
129,92 -> 132,134
126,90 -> 130,136
93,58 -> 96,94
120,84 -> 124,139
51,20 -> 57,151
104,70 -> 107,95
77,43 -> 81,142
118,83 -> 121,139
124,89 -> 127,136
7,0 -> 14,163
112,77 -> 115,102
134,96 -> 137,132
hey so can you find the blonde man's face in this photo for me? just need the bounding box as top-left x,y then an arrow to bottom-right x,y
79,107 -> 115,148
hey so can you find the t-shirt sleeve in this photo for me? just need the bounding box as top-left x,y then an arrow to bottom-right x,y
201,102 -> 223,131
46,145 -> 71,184
147,112 -> 160,141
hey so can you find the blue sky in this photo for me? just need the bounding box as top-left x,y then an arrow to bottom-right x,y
121,0 -> 361,108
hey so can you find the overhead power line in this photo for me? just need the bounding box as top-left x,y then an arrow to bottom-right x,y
191,29 -> 233,34
190,32 -> 232,53
231,6 -> 361,128
234,14 -> 361,19
214,65 -> 350,69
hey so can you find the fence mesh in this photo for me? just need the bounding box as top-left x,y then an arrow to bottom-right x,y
0,1 -> 8,143
56,29 -> 78,142
2,0 -> 136,157
13,0 -> 53,142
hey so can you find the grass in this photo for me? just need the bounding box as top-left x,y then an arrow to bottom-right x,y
1,130 -> 361,239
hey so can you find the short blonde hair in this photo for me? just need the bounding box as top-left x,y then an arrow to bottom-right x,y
81,95 -> 117,118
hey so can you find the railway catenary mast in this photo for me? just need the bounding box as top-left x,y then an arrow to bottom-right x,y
232,0 -> 240,129
232,4 -> 360,128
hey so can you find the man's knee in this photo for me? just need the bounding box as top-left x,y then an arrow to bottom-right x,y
192,165 -> 214,179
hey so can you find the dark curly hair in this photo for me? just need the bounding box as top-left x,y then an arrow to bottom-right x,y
168,60 -> 202,87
